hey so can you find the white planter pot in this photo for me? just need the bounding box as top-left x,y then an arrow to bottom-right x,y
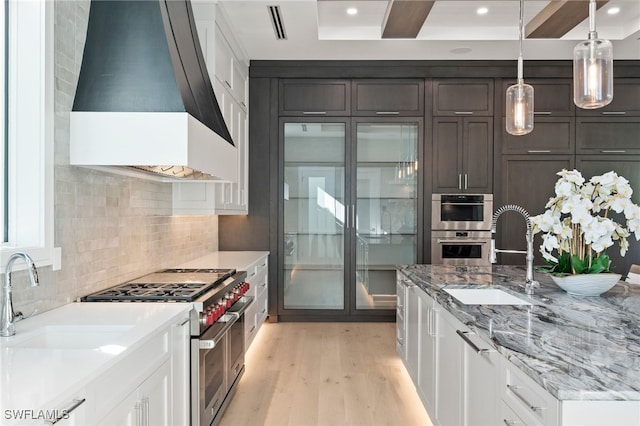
550,273 -> 621,296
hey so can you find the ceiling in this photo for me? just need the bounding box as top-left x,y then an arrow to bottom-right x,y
216,0 -> 640,61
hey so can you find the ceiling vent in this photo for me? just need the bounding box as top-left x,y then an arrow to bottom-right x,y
268,5 -> 287,40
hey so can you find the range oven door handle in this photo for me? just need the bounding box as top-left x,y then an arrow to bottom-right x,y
198,316 -> 238,350
436,239 -> 488,244
226,296 -> 255,318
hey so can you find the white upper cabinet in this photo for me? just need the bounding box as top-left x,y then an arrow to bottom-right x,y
173,1 -> 249,215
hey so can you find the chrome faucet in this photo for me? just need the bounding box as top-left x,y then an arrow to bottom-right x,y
490,205 -> 539,295
1,252 -> 40,337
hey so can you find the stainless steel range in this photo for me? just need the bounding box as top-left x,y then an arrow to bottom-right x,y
83,268 -> 253,426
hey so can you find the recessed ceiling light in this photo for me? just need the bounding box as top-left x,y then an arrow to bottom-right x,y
477,7 -> 489,15
607,7 -> 620,15
347,7 -> 358,15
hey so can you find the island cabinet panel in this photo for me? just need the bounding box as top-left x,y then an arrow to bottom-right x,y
576,156 -> 640,276
279,79 -> 351,116
502,361 -> 559,426
463,332 -> 499,426
416,289 -> 437,414
501,116 -> 575,155
502,78 -> 574,116
575,78 -> 640,116
576,116 -> 640,154
499,155 -> 574,265
405,284 -> 420,381
433,116 -> 493,193
351,79 -> 424,116
433,79 -> 494,116
434,308 -> 464,426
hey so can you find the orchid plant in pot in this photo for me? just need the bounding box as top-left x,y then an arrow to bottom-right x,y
531,169 -> 640,296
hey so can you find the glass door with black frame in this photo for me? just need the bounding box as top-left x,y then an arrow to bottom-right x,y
282,121 -> 348,310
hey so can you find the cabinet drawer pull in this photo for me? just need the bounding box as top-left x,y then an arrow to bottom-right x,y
456,330 -> 491,355
376,111 -> 400,115
250,325 -> 256,333
534,111 -> 552,115
396,336 -> 404,345
178,318 -> 190,326
302,111 -> 327,115
260,282 -> 267,288
503,419 -> 522,426
261,308 -> 267,314
225,80 -> 232,88
601,150 -> 626,153
507,384 -> 545,413
250,271 -> 257,277
44,398 -> 86,424
260,262 -> 267,268
527,150 -> 551,153
241,101 -> 246,107
454,111 -> 473,115
601,111 -> 626,115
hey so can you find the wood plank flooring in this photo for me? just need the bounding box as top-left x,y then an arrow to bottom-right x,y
219,322 -> 433,426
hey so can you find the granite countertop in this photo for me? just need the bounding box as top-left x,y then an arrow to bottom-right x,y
397,264 -> 640,401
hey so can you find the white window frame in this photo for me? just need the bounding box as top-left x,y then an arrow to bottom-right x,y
0,0 -> 55,273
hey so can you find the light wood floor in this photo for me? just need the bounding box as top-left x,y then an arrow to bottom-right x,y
219,322 -> 433,426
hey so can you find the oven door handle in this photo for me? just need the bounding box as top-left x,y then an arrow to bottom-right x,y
436,239 -> 488,244
226,296 -> 255,318
199,316 -> 238,350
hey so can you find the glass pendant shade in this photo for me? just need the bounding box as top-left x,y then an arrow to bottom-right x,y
506,81 -> 534,135
573,38 -> 613,109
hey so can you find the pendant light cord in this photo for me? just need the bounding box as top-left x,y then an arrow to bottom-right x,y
517,0 -> 524,82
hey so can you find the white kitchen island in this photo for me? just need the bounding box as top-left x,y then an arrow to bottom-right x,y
397,264 -> 640,426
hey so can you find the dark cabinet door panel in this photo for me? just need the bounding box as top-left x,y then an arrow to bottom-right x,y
576,117 -> 640,154
499,156 -> 574,265
279,79 -> 351,116
502,79 -> 574,116
433,79 -> 494,116
352,79 -> 424,116
501,117 -> 575,154
576,156 -> 640,276
576,79 -> 640,116
433,118 -> 463,192
464,118 -> 493,193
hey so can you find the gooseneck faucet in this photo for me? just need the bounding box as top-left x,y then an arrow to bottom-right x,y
1,252 -> 40,337
490,205 -> 539,295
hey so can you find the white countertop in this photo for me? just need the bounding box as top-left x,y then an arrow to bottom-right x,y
0,303 -> 189,416
174,250 -> 269,271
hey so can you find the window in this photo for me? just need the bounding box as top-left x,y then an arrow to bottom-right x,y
0,0 -> 55,272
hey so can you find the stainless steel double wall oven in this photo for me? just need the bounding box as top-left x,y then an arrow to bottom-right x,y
431,194 -> 493,265
83,268 -> 253,426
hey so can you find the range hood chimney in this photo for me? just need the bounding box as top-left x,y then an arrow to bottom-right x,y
70,0 -> 237,181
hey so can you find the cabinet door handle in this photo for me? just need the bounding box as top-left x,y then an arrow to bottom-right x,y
534,111 -> 552,115
507,384 -> 545,413
454,111 -> 473,115
135,402 -> 142,426
527,150 -> 551,153
464,174 -> 468,190
351,204 -> 356,229
503,420 -> 523,426
376,111 -> 400,115
44,398 -> 86,425
601,111 -> 626,115
601,150 -> 626,153
456,330 -> 491,355
302,111 -> 327,115
458,174 -> 462,190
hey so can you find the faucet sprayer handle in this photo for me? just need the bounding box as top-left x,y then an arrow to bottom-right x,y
489,239 -> 497,263
29,263 -> 40,287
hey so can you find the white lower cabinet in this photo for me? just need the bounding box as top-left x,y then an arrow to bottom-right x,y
395,274 -> 407,362
417,289 -> 436,414
244,254 -> 269,350
462,325 -> 499,425
96,360 -> 171,426
405,284 -> 420,382
434,307 -> 464,426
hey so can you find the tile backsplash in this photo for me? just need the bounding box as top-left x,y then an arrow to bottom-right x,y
4,0 -> 219,315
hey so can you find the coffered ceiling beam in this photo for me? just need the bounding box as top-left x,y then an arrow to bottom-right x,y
381,0 -> 436,39
525,0 -> 609,39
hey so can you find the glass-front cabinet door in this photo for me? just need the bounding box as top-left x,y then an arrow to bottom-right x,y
354,120 -> 420,310
282,121 -> 348,310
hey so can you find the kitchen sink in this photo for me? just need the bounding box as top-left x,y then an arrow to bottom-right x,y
3,324 -> 134,350
443,287 -> 532,305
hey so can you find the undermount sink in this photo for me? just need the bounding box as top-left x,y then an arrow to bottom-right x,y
4,325 -> 134,350
443,288 -> 532,306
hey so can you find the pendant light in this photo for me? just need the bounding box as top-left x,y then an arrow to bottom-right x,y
506,0 -> 534,136
573,0 -> 613,109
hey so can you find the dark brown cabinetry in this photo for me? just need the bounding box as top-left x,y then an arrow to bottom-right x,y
576,116 -> 640,154
351,79 -> 424,116
576,156 -> 640,275
575,79 -> 640,116
433,117 -> 493,193
433,79 -> 494,116
279,79 -> 351,116
502,79 -> 574,116
499,155 -> 574,265
501,116 -> 575,155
